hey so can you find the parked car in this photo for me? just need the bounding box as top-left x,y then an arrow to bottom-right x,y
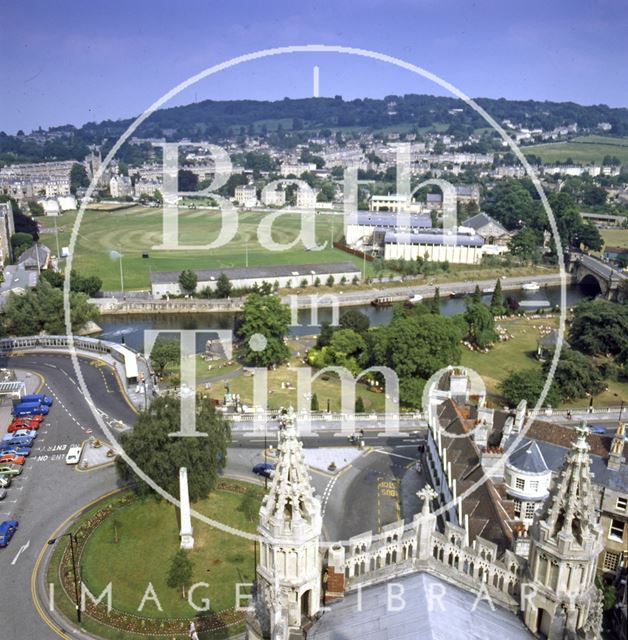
9,415 -> 43,428
65,445 -> 83,465
11,402 -> 48,417
590,426 -> 606,435
0,476 -> 11,489
252,463 -> 275,478
1,437 -> 33,449
0,446 -> 30,457
0,488 -> 6,501
0,453 -> 25,465
0,463 -> 23,476
3,429 -> 37,440
7,420 -> 41,433
19,394 -> 53,406
0,520 -> 18,547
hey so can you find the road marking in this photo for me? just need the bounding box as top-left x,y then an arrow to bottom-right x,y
371,448 -> 416,462
11,539 -> 30,565
320,475 -> 338,519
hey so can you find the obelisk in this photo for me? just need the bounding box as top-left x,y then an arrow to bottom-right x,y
179,467 -> 194,549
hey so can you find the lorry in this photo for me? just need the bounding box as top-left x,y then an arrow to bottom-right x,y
11,402 -> 49,417
19,394 -> 53,406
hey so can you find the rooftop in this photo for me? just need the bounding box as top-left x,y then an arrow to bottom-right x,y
384,231 -> 484,247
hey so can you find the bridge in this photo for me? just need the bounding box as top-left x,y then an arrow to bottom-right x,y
569,252 -> 627,302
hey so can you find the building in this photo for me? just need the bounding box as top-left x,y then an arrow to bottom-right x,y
383,230 -> 485,264
369,193 -> 424,213
463,212 -> 511,247
150,262 -> 361,298
109,175 -> 133,199
581,212 -> 627,228
455,184 -> 481,207
234,184 -> 257,207
0,160 -> 73,200
0,201 -> 15,265
17,244 -> 51,271
345,211 -> 432,246
295,188 -> 317,209
280,162 -> 317,177
134,178 -> 162,198
603,246 -> 628,267
261,187 -> 286,207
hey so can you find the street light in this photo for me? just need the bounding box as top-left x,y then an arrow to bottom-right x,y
48,532 -> 81,623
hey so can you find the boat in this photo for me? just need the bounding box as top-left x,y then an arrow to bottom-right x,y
407,294 -> 423,304
522,282 -> 541,291
371,296 -> 393,307
482,287 -> 494,294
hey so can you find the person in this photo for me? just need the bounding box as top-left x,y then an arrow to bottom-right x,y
188,621 -> 196,638
191,632 -> 199,640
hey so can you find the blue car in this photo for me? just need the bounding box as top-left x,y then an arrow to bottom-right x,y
2,429 -> 37,441
1,437 -> 33,449
0,519 -> 18,547
590,426 -> 606,435
252,463 -> 275,479
0,446 -> 30,457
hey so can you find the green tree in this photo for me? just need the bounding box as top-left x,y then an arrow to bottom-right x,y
508,228 -> 542,263
10,232 -> 35,258
464,303 -> 498,348
339,309 -> 370,334
70,271 -> 102,296
311,393 -> 319,411
484,178 -> 539,229
542,349 -> 604,402
167,549 -> 194,598
430,287 -> 440,314
399,377 -> 426,409
326,275 -> 335,287
568,300 -> 628,357
178,169 -> 198,192
28,201 -> 44,216
355,395 -> 365,413
574,223 -> 603,252
238,294 -> 291,367
70,163 -> 89,195
116,396 -> 230,501
316,320 -> 334,348
499,370 -> 561,407
215,273 -> 232,299
149,337 -> 181,377
178,269 -> 198,294
471,284 -> 482,305
327,329 -> 367,375
489,279 -> 506,316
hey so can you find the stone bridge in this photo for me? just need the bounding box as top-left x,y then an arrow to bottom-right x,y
569,252 -> 627,302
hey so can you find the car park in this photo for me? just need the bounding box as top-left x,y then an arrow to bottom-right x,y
0,453 -> 25,465
65,445 -> 83,465
252,462 -> 275,478
0,520 -> 18,547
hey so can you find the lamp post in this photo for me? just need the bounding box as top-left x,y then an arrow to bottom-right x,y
48,532 -> 81,623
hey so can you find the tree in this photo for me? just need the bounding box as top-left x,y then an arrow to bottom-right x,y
468,285 -> 482,305
489,279 -> 506,316
239,489 -> 258,522
70,163 -> 89,195
430,287 -> 440,314
484,178 -> 539,230
311,393 -> 319,411
215,273 -> 232,299
178,169 -> 198,192
509,228 -> 542,263
355,396 -> 365,413
327,329 -> 367,375
568,300 -> 628,357
542,349 -> 604,402
499,370 -> 561,408
40,270 -> 65,288
326,275 -> 335,287
238,294 -> 291,367
149,338 -> 181,377
178,269 -> 198,294
167,549 -> 193,598
28,201 -> 44,216
70,271 -> 102,296
399,377 -> 426,409
574,224 -> 603,252
339,309 -> 370,334
316,320 -> 334,348
464,303 -> 498,348
116,395 -> 230,501
10,232 -> 35,258
3,279 -> 98,336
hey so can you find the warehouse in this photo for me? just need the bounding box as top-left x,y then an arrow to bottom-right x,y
345,211 -> 432,246
383,230 -> 484,264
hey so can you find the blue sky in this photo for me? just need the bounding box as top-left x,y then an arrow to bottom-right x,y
1,0 -> 626,134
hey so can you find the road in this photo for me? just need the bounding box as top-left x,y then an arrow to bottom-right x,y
0,352 -> 419,639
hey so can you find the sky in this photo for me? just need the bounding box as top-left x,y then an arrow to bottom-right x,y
1,0 -> 626,134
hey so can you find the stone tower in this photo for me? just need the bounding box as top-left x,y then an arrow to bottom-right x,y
248,408 -> 322,640
523,422 -> 604,639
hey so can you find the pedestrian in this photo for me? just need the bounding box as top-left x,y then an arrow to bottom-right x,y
191,632 -> 199,640
188,621 -> 196,638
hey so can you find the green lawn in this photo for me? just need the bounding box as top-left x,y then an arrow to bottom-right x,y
39,206 -> 368,290
600,228 -> 628,250
522,138 -> 628,165
460,316 -> 628,408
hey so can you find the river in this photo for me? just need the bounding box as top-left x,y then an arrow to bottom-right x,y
96,284 -> 592,353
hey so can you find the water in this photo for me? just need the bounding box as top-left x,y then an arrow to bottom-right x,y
97,284 -> 592,352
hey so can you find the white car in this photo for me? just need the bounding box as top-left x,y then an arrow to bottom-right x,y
65,445 -> 83,465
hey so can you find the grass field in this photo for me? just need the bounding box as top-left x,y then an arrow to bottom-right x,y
522,137 -> 628,165
600,228 -> 628,250
38,206 -> 367,290
460,316 -> 628,408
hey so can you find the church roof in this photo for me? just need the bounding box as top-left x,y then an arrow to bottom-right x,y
507,441 -> 549,474
309,572 -> 533,640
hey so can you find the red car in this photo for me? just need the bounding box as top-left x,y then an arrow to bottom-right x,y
8,418 -> 42,433
0,453 -> 26,465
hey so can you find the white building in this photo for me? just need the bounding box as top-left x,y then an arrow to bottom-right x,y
234,184 -> 257,207
345,211 -> 432,246
261,187 -> 286,207
109,175 -> 133,199
383,230 -> 485,264
296,188 -> 317,209
280,162 -> 317,177
369,194 -> 424,213
150,262 -> 361,298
